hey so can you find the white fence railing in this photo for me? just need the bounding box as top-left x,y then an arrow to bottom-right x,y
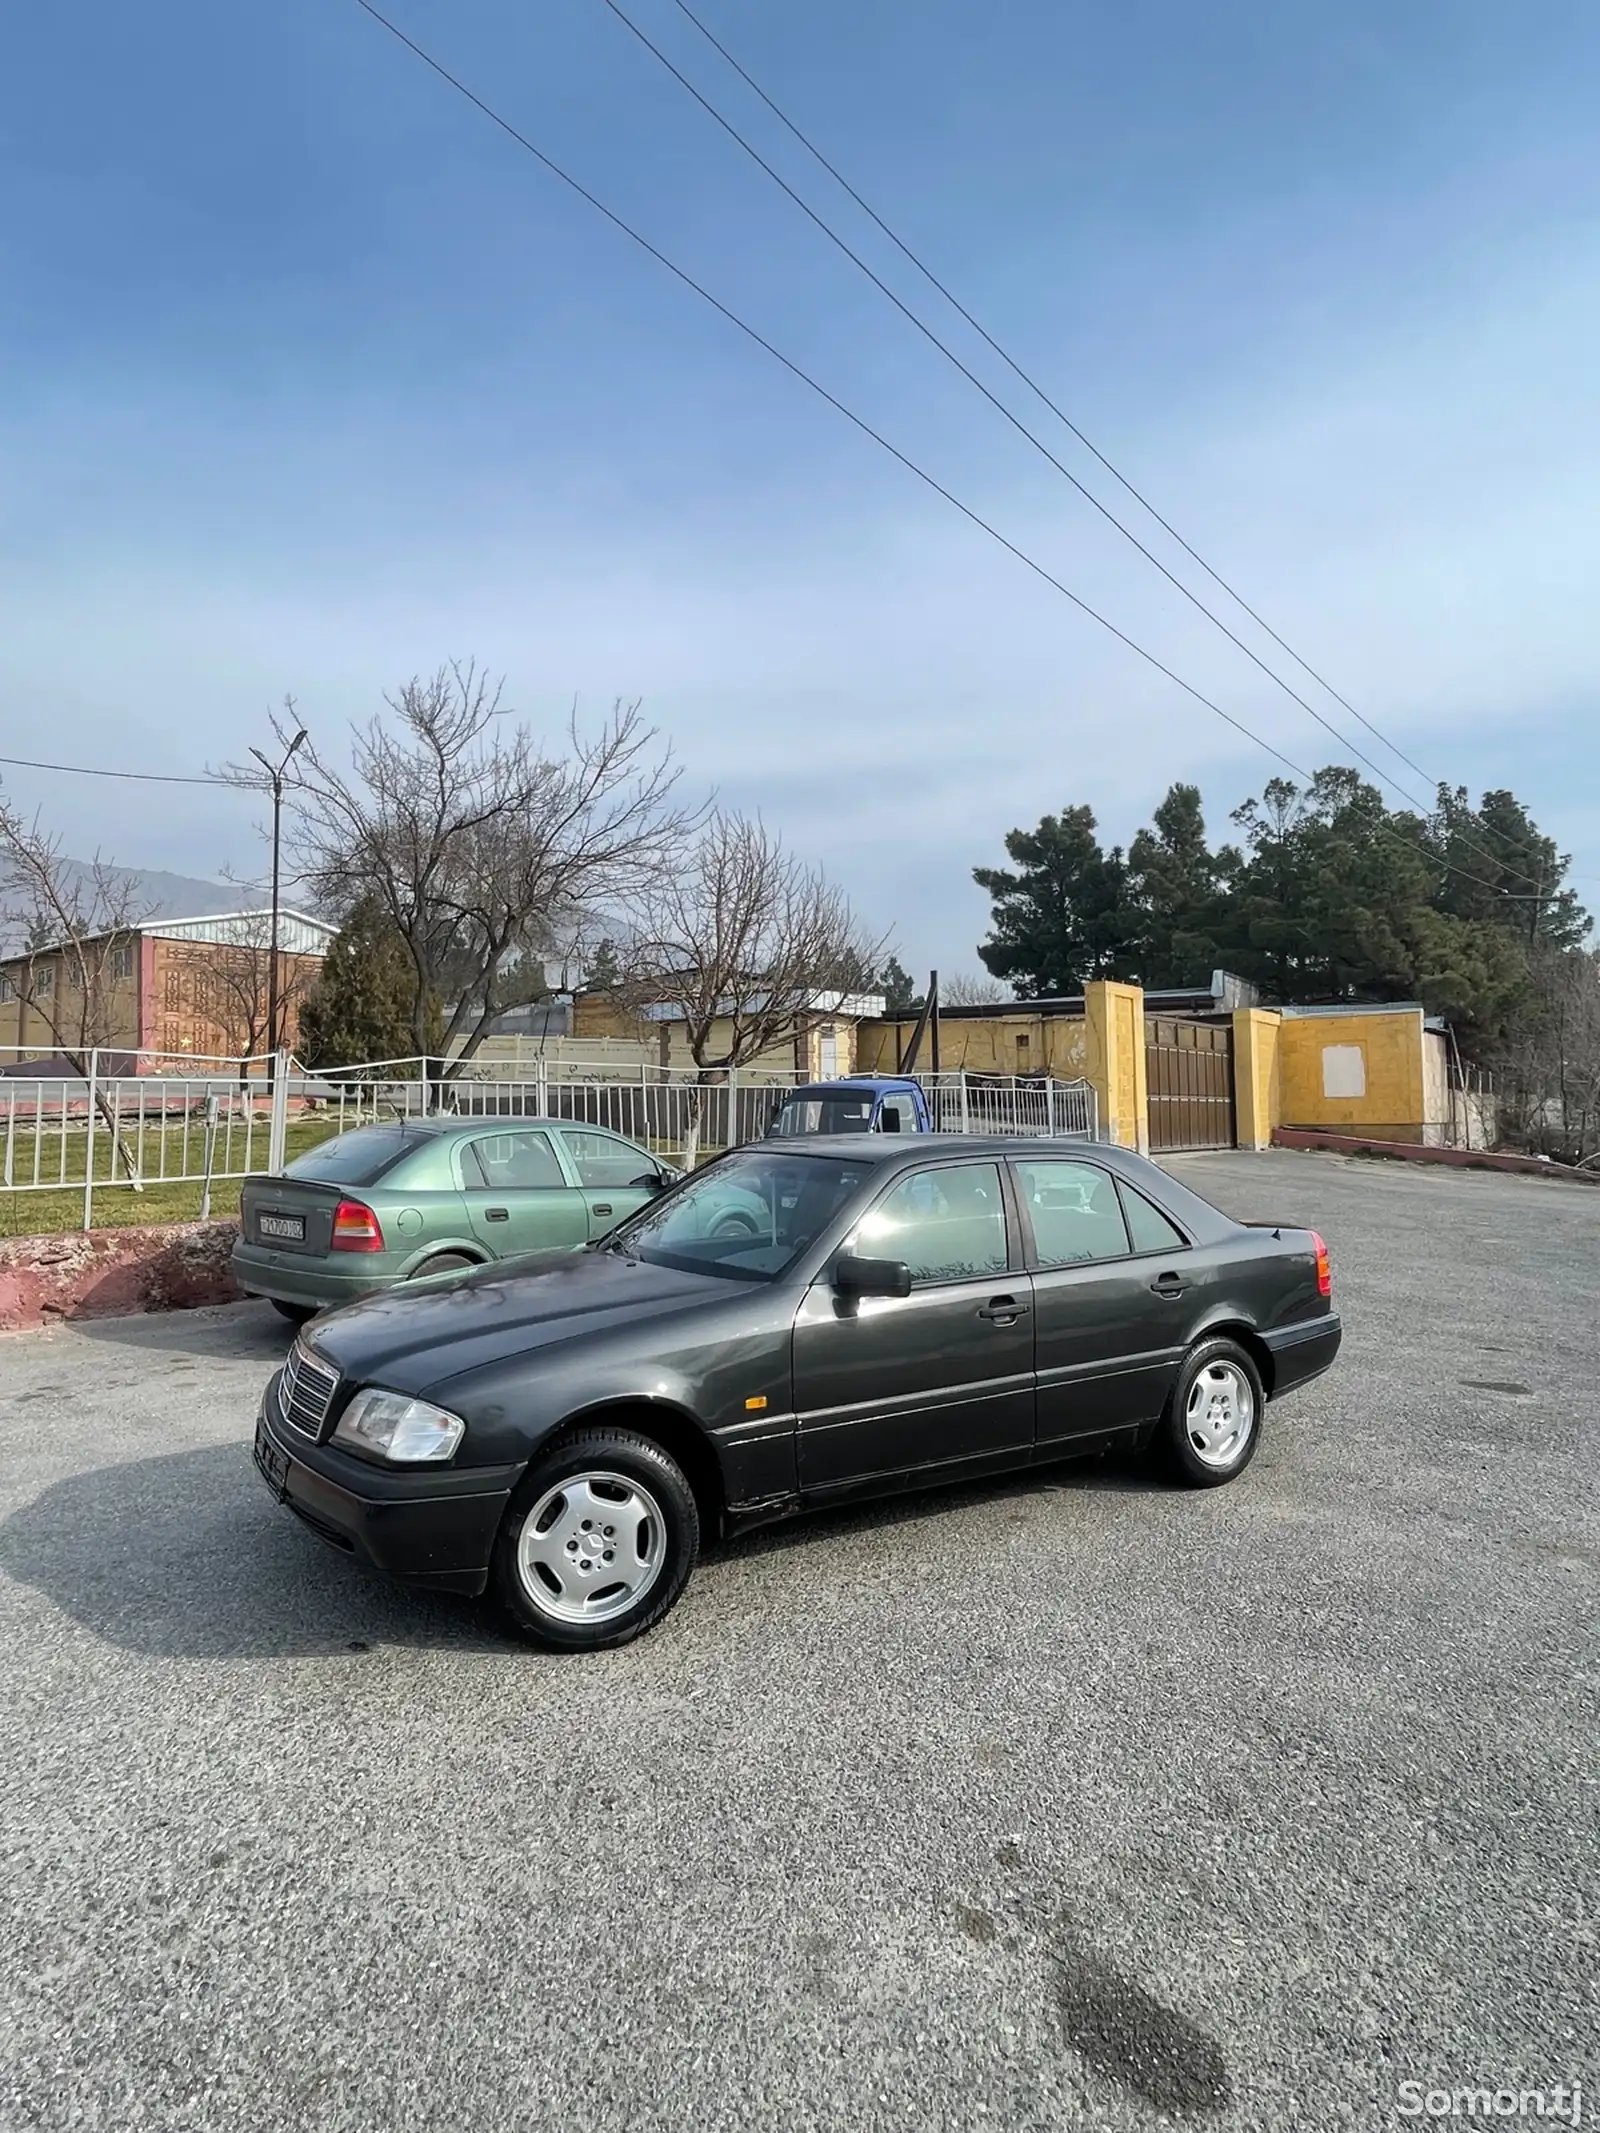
919,1072 -> 1097,1139
0,1049 -> 1098,1230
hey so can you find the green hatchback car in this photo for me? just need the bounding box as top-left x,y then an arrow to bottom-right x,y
233,1118 -> 676,1323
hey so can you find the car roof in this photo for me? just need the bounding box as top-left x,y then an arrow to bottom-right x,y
760,1134 -> 1140,1167
332,1116 -> 591,1140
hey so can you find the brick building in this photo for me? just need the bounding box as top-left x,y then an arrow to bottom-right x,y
0,908 -> 335,1069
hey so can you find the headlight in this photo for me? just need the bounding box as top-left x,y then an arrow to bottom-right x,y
332,1388 -> 465,1464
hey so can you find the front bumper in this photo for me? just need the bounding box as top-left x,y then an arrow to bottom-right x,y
1261,1312 -> 1342,1397
254,1379 -> 517,1597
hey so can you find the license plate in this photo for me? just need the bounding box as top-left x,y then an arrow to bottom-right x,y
254,1416 -> 290,1500
258,1211 -> 305,1242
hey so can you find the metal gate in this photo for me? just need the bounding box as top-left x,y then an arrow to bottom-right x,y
1144,1017 -> 1235,1151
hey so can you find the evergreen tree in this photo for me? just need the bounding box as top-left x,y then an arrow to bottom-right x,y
1126,782 -> 1225,987
297,895 -> 443,1068
875,955 -> 922,1013
973,807 -> 1134,997
582,937 -> 624,992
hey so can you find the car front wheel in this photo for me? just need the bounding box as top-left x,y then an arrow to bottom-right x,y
492,1426 -> 700,1651
1158,1337 -> 1264,1487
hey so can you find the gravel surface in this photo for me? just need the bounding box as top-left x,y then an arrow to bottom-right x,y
0,1149 -> 1594,2132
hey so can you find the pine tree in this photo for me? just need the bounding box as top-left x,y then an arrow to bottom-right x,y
297,896 -> 443,1069
973,807 -> 1134,997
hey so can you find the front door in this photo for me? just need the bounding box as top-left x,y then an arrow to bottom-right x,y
460,1128 -> 588,1256
1010,1156 -> 1186,1447
555,1127 -> 665,1240
794,1159 -> 1034,1494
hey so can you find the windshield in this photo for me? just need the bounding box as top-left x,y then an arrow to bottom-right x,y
283,1125 -> 426,1185
770,1092 -> 875,1136
606,1148 -> 869,1281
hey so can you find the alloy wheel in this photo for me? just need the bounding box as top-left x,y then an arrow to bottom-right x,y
1184,1361 -> 1255,1469
515,1470 -> 667,1624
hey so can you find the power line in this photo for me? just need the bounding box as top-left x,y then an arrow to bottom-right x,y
348,0 -> 1538,907
0,752 -> 224,787
656,0 -> 1575,891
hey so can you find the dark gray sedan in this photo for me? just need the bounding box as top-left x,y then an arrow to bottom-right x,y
252,1136 -> 1340,1651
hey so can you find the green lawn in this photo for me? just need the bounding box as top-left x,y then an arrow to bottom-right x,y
0,1117 -> 346,1239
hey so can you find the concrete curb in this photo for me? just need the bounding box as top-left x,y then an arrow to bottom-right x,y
1271,1128 -> 1599,1183
0,1220 -> 243,1335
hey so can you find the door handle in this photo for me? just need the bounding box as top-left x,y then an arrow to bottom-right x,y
1149,1272 -> 1187,1297
592,1203 -> 613,1217
485,1207 -> 510,1222
978,1295 -> 1030,1323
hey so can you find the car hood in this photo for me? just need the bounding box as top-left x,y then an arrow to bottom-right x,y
303,1247 -> 735,1396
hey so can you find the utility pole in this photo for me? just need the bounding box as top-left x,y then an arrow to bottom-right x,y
249,726 -> 308,1073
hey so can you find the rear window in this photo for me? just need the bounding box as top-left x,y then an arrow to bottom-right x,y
282,1126 -> 426,1186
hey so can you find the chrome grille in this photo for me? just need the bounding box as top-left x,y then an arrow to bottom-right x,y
278,1341 -> 340,1441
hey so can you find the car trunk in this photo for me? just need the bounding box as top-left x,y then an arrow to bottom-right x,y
239,1176 -> 352,1256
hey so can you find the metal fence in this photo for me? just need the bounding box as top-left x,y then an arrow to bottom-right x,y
919,1072 -> 1097,1139
0,1049 -> 291,1231
0,1047 -> 1098,1230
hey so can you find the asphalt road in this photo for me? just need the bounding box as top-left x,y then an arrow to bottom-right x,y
1,1150 -> 1595,2132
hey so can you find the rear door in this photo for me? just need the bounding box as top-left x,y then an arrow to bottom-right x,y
459,1128 -> 587,1257
1011,1156 -> 1186,1450
793,1158 -> 1034,1493
554,1127 -> 665,1239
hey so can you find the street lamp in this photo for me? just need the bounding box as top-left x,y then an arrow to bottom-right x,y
249,728 -> 308,1069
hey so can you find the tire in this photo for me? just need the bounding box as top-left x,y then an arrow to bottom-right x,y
271,1299 -> 317,1325
408,1252 -> 477,1280
492,1426 -> 700,1652
709,1211 -> 759,1239
1156,1336 -> 1265,1488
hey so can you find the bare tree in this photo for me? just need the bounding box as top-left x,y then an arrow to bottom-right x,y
1492,946 -> 1600,1162
0,795 -> 148,1179
228,665 -> 696,1090
179,912 -> 319,1082
620,811 -> 887,1164
941,969 -> 1008,1007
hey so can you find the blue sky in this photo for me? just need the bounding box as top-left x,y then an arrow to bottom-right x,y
2,0 -> 1597,971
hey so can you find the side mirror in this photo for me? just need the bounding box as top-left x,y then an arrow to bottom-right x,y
833,1252 -> 912,1300
630,1172 -> 667,1193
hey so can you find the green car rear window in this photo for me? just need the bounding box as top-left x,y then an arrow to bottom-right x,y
283,1127 -> 427,1186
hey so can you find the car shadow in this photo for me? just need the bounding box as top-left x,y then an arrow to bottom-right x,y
0,1441 -> 516,1659
66,1300 -> 295,1362
708,1445 -> 1170,1567
2,1438 -> 1171,1662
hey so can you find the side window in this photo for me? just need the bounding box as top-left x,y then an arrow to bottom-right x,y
464,1130 -> 565,1192
851,1162 -> 1008,1285
561,1129 -> 652,1189
1118,1182 -> 1189,1255
1014,1159 -> 1131,1267
877,1097 -> 911,1134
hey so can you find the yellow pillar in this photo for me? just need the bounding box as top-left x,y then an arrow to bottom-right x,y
1231,1008 -> 1282,1151
1084,980 -> 1147,1150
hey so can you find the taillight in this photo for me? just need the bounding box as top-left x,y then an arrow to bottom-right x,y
330,1199 -> 385,1253
1310,1230 -> 1332,1299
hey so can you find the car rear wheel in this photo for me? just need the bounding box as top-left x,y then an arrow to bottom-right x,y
409,1252 -> 476,1280
270,1299 -> 317,1325
1157,1337 -> 1264,1487
492,1426 -> 700,1651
